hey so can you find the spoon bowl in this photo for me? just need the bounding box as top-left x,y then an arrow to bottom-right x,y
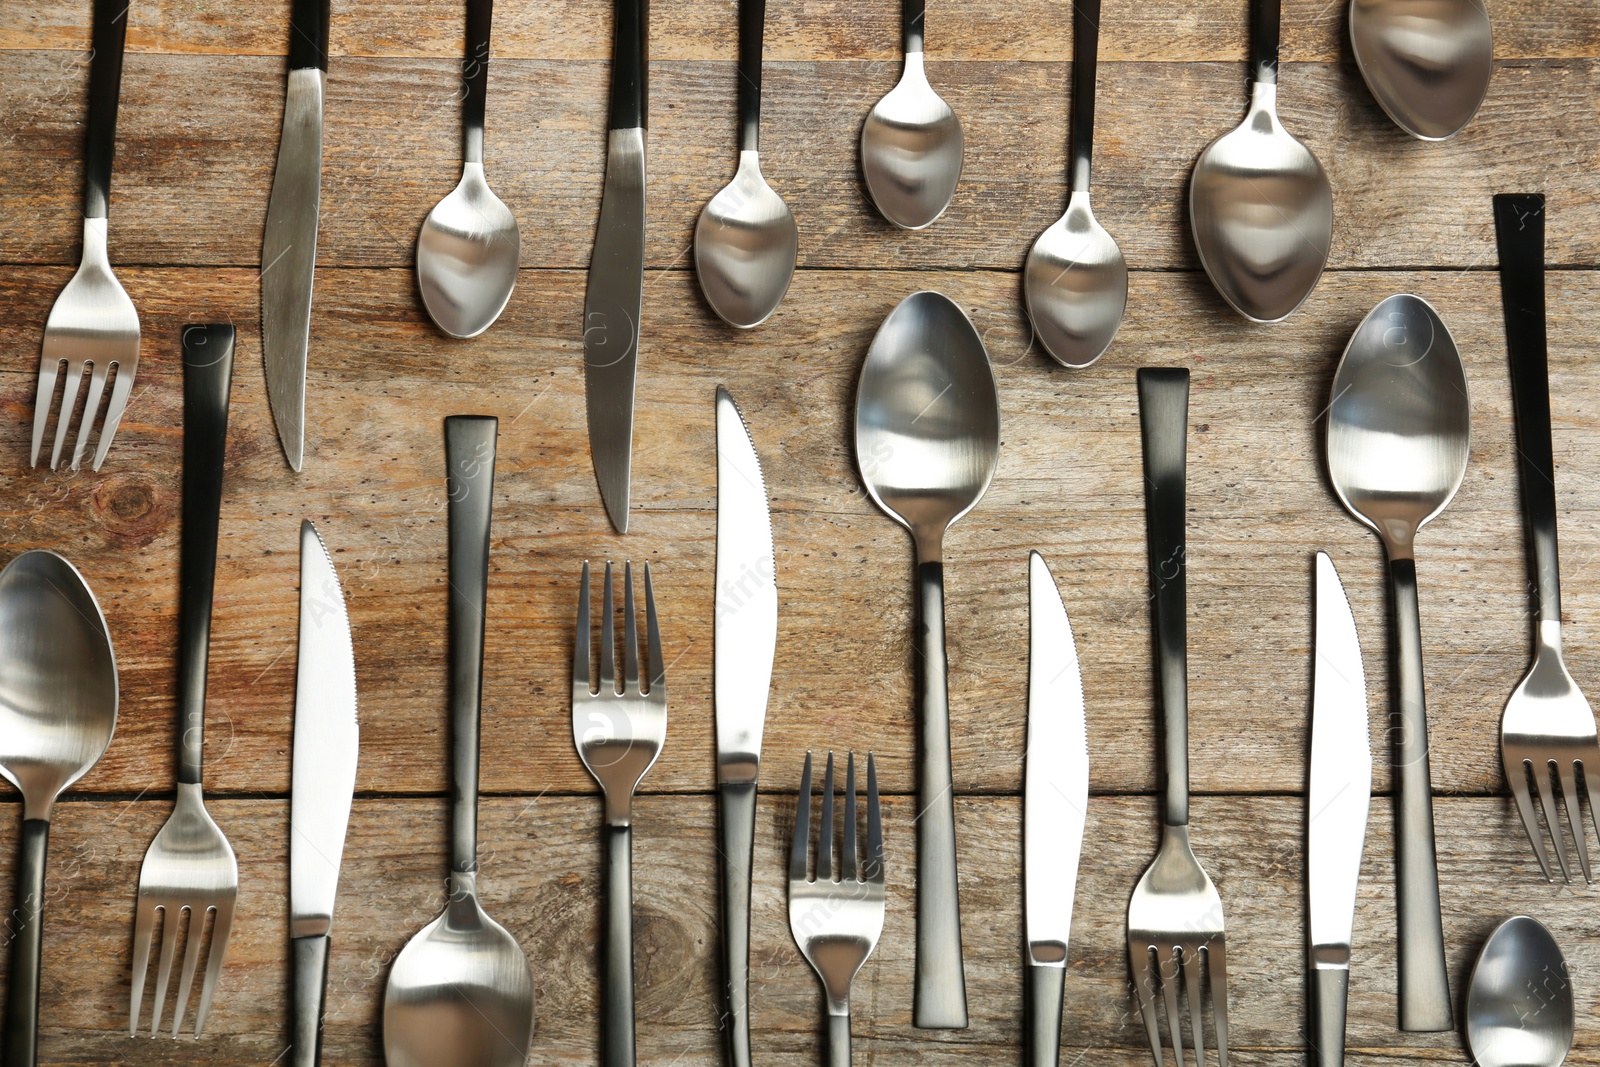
1025,195 -> 1127,368
417,163 -> 521,339
1351,0 -> 1493,141
1466,916 -> 1573,1067
695,151 -> 798,328
861,55 -> 965,231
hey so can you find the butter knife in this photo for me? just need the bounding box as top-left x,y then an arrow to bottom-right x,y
289,520 -> 359,1067
262,0 -> 331,472
583,0 -> 648,532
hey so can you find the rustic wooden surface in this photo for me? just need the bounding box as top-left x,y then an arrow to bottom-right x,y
1,0 -> 1599,1063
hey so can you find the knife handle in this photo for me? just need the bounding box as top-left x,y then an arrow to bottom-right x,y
1309,966 -> 1349,1067
717,780 -> 757,1067
177,325 -> 236,787
607,0 -> 647,130
463,0 -> 494,163
288,0 -> 331,71
604,824 -> 637,1067
1026,965 -> 1065,1067
290,934 -> 331,1067
2,819 -> 50,1067
83,0 -> 129,220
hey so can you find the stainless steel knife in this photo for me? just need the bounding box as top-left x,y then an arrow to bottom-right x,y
289,519 -> 359,1067
262,0 -> 330,472
1308,551 -> 1372,1067
714,385 -> 777,1067
1024,550 -> 1088,1067
583,0 -> 648,532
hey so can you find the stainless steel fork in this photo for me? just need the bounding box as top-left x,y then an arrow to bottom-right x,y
574,560 -> 667,1067
1127,369 -> 1229,1067
32,0 -> 140,471
789,752 -> 885,1067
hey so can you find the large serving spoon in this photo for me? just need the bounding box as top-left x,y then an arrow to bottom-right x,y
1190,0 -> 1332,322
860,0 -> 964,230
1350,0 -> 1492,141
1326,293 -> 1468,1033
1023,0 -> 1126,368
854,291 -> 999,1029
417,0 -> 521,339
1466,917 -> 1573,1067
0,551 -> 118,1067
384,416 -> 533,1067
693,0 -> 797,328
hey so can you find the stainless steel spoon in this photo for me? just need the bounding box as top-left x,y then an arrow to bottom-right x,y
854,291 -> 999,1029
860,0 -> 964,230
1023,0 -> 1126,368
1326,293 -> 1468,1033
1466,917 -> 1573,1067
384,417 -> 534,1067
0,551 -> 118,1067
417,0 -> 521,339
1351,0 -> 1492,141
1190,0 -> 1332,322
693,0 -> 797,328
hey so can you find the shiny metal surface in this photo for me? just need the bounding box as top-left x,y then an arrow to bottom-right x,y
1466,917 -> 1573,1067
1350,0 -> 1492,141
1024,193 -> 1127,368
695,151 -> 797,328
262,67 -> 326,472
417,162 -> 521,339
1190,83 -> 1332,323
584,127 -> 647,533
861,53 -> 964,231
33,216 -> 141,471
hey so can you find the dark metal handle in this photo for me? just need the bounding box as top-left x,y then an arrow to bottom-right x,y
177,325 -> 236,787
1309,967 -> 1349,1067
718,780 -> 757,1067
445,415 -> 498,876
736,0 -> 765,152
462,0 -> 493,163
913,559 -> 968,1029
604,824 -> 637,1067
1137,368 -> 1190,828
288,0 -> 331,71
1026,965 -> 1065,1067
1387,557 -> 1451,1031
1068,0 -> 1101,194
1494,193 -> 1561,630
903,0 -> 925,54
607,0 -> 647,130
1250,0 -> 1280,85
3,820 -> 50,1067
83,0 -> 129,220
826,1012 -> 851,1067
289,934 -> 330,1067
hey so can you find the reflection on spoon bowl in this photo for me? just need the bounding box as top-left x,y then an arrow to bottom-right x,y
694,151 -> 798,328
417,164 -> 522,339
861,56 -> 965,231
1466,916 -> 1573,1067
1024,192 -> 1128,367
1350,0 -> 1493,140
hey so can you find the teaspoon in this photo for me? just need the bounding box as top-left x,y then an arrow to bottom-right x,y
1466,917 -> 1573,1067
1351,0 -> 1492,141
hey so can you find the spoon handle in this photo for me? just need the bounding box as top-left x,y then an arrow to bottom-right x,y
1137,368 -> 1190,828
1250,0 -> 1279,86
176,325 -> 236,788
2,820 -> 49,1067
737,0 -> 765,152
1068,0 -> 1101,194
82,0 -> 128,220
608,0 -> 647,131
463,0 -> 494,164
903,0 -> 925,54
604,824 -> 638,1067
445,415 -> 498,876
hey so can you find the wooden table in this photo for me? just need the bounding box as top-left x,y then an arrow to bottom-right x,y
3,0 -> 1600,1063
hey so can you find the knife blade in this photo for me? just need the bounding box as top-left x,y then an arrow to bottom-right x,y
289,519 -> 358,1067
1308,551 -> 1372,1067
714,385 -> 777,1067
583,0 -> 647,533
1024,550 -> 1088,1067
262,0 -> 330,473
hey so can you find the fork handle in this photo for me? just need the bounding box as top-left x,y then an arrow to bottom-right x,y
1026,965 -> 1064,1067
1310,966 -> 1349,1067
82,0 -> 129,220
826,1011 -> 851,1067
717,780 -> 757,1067
289,934 -> 330,1067
3,819 -> 49,1067
604,825 -> 637,1067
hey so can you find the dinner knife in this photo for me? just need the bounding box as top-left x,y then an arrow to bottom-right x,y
714,385 -> 778,1067
262,0 -> 331,472
1308,551 -> 1372,1067
583,0 -> 648,532
289,519 -> 359,1067
1024,550 -> 1088,1067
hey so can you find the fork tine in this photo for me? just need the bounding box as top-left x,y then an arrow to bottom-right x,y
1507,757 -> 1556,882
790,752 -> 813,881
1181,946 -> 1205,1067
31,356 -> 61,467
128,902 -> 156,1034
50,361 -> 86,469
1532,760 -> 1573,882
842,752 -> 858,882
149,906 -> 182,1036
1129,946 -> 1165,1067
1206,940 -> 1229,1067
819,753 -> 835,882
91,360 -> 135,471
194,903 -> 233,1036
599,561 -> 616,693
866,753 -> 883,883
170,906 -> 208,1036
575,562 -> 592,694
644,563 -> 664,697
1159,947 -> 1187,1067
623,562 -> 640,690
1585,762 -> 1600,884
1558,760 -> 1591,882
71,360 -> 113,471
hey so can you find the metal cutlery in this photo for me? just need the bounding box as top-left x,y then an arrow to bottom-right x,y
32,0 -> 139,472
1465,917 -> 1574,1067
130,325 -> 240,1038
1126,367 -> 1230,1067
1350,0 -> 1492,141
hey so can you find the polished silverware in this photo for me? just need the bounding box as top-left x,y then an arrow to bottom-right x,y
1023,0 -> 1126,368
584,0 -> 649,533
262,0 -> 331,471
384,416 -> 534,1067
1308,552 -> 1372,1067
714,387 -> 778,1067
693,0 -> 797,329
1493,194 -> 1600,884
788,752 -> 885,1067
130,325 -> 240,1038
0,552 -> 117,1067
1127,368 -> 1230,1067
1350,0 -> 1491,140
853,291 -> 1000,1030
1024,552 -> 1087,1067
288,520 -> 359,1067
1326,293 -> 1467,1031
1190,0 -> 1332,323
417,0 -> 521,339
1466,917 -> 1573,1067
573,560 -> 667,1067
32,0 -> 139,472
860,0 -> 964,230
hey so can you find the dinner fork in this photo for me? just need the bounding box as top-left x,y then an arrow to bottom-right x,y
1126,369 -> 1229,1067
789,752 -> 884,1067
32,0 -> 141,471
573,560 -> 666,1067
1493,193 -> 1600,884
129,326 -> 239,1037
